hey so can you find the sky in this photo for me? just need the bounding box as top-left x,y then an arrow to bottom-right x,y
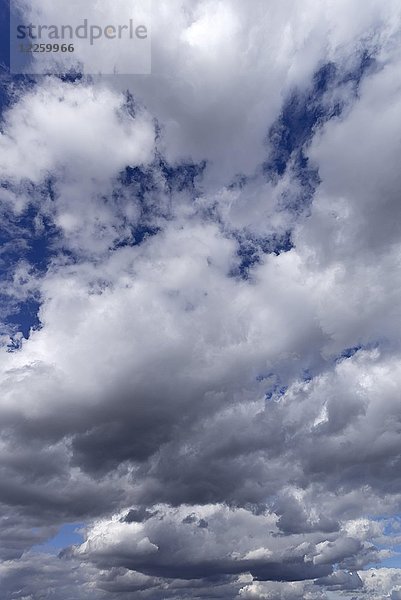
1,0 -> 401,598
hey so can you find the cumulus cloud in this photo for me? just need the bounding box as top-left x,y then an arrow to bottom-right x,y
1,0 -> 401,599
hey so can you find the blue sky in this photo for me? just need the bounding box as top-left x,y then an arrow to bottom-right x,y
0,1 -> 10,71
32,523 -> 84,555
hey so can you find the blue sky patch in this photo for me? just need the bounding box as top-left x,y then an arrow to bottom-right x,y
31,523 -> 85,555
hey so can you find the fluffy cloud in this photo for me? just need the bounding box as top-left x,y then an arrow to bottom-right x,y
0,78 -> 155,255
1,1 -> 401,599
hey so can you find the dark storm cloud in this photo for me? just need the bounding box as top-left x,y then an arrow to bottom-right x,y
0,553 -> 106,600
67,503 -> 386,598
0,512 -> 57,560
123,507 -> 158,524
316,571 -> 363,591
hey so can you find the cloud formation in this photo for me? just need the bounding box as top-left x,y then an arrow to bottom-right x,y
1,0 -> 401,598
